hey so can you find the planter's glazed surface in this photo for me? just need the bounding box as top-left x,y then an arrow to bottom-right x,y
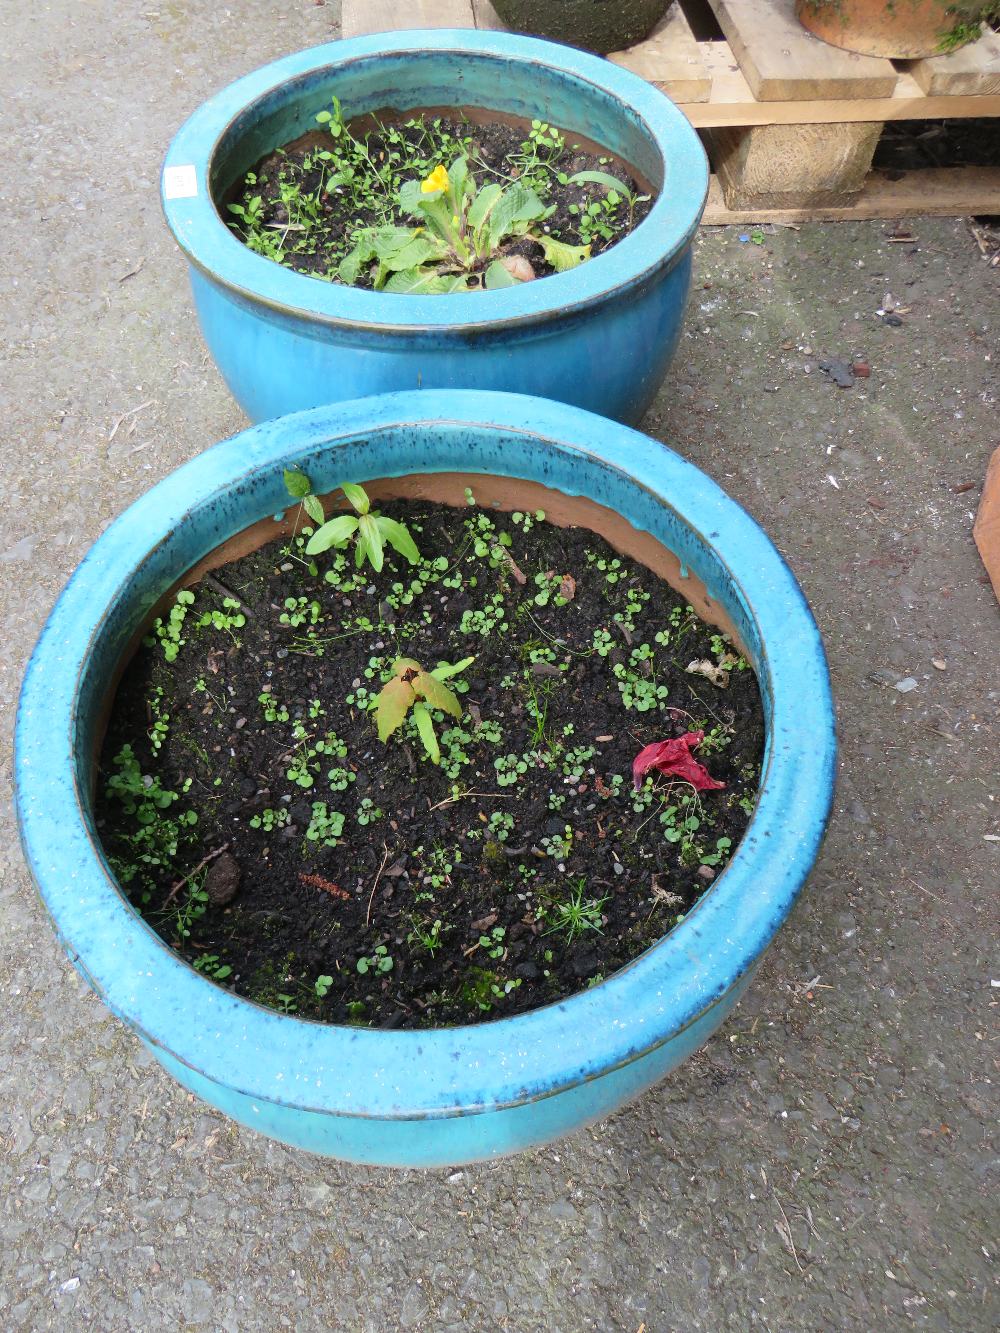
161,31 -> 708,425
490,0 -> 674,54
15,392 -> 835,1166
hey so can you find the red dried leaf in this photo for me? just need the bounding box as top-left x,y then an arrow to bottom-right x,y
632,732 -> 726,791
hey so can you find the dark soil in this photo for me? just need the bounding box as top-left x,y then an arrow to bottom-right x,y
96,497 -> 764,1029
224,109 -> 653,287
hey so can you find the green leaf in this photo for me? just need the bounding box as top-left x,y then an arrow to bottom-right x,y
447,155 -> 470,209
340,482 -> 369,514
484,259 -> 518,290
383,268 -> 470,295
397,179 -> 427,217
375,515 -> 420,564
430,655 -> 475,682
412,702 -> 441,764
338,230 -> 379,286
489,183 -> 547,250
538,235 -> 591,272
468,182 -> 503,237
303,493 -> 325,525
381,234 -> 450,272
375,677 -> 414,743
359,513 -> 383,571
567,170 -> 633,202
283,468 -> 311,499
304,514 -> 358,555
412,671 -> 462,719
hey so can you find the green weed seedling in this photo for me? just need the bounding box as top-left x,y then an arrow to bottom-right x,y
193,953 -> 233,981
314,974 -> 334,998
146,590 -> 195,662
494,753 -> 528,788
544,878 -> 609,944
374,655 -> 474,765
258,690 -> 289,723
356,797 -> 383,826
306,481 -> 420,574
249,807 -> 289,832
305,802 -> 345,848
478,925 -> 506,960
197,597 -> 246,638
357,945 -> 393,975
279,596 -> 321,629
488,811 -> 515,843
408,918 -> 445,956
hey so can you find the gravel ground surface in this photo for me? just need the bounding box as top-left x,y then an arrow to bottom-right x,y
1,2 -> 997,1329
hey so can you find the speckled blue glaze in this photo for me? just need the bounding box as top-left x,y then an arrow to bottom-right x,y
161,31 -> 708,425
15,392 -> 835,1166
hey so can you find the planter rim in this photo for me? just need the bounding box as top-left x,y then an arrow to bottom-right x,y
160,30 -> 708,334
15,390 -> 834,1121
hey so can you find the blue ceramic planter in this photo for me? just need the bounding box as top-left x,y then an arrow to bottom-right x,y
161,31 -> 708,425
15,392 -> 835,1166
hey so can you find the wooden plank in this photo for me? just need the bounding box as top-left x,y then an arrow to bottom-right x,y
705,0 -> 898,100
679,41 -> 1000,125
700,164 -> 1000,222
608,5 -> 712,102
342,0 -> 476,38
707,120 -> 882,208
471,0 -> 505,29
905,29 -> 1000,96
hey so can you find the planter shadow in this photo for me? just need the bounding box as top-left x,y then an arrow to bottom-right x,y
161,31 -> 708,425
15,391 -> 834,1166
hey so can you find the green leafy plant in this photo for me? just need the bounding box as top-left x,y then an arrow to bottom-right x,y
305,482 -> 420,574
193,953 -> 233,981
339,157 -> 590,294
283,467 -> 327,528
357,944 -> 394,975
374,656 -> 475,764
146,590 -> 195,662
543,879 -> 609,944
249,807 -> 290,832
305,802 -> 345,847
314,974 -> 334,998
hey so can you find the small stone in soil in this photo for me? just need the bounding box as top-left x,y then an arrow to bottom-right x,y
205,853 -> 241,906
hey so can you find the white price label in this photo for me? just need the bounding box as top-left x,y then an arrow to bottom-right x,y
163,164 -> 198,200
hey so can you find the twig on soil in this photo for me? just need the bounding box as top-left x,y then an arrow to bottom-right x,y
908,876 -> 946,905
163,842 -> 231,906
204,573 -> 253,617
118,258 -> 146,282
366,843 -> 391,927
773,1195 -> 803,1274
426,790 -> 514,813
497,546 -> 527,585
107,398 -> 155,443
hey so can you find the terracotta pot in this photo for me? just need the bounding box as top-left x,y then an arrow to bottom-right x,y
795,0 -> 987,58
490,0 -> 674,55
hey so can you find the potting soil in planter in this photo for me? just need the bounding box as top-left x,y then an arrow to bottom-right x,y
224,107 -> 653,291
97,486 -> 763,1028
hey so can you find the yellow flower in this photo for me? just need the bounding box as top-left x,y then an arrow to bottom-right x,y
421,164 -> 449,195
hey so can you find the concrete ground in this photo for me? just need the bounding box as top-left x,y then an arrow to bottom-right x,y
1,2 -> 997,1328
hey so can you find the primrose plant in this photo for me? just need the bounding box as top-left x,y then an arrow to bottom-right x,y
339,158 -> 591,294
375,656 -> 475,765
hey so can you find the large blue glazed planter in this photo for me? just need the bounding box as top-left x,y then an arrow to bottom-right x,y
15,392 -> 835,1167
161,31 -> 709,426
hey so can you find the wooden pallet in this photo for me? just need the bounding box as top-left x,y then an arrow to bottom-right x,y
341,0 -> 1000,218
